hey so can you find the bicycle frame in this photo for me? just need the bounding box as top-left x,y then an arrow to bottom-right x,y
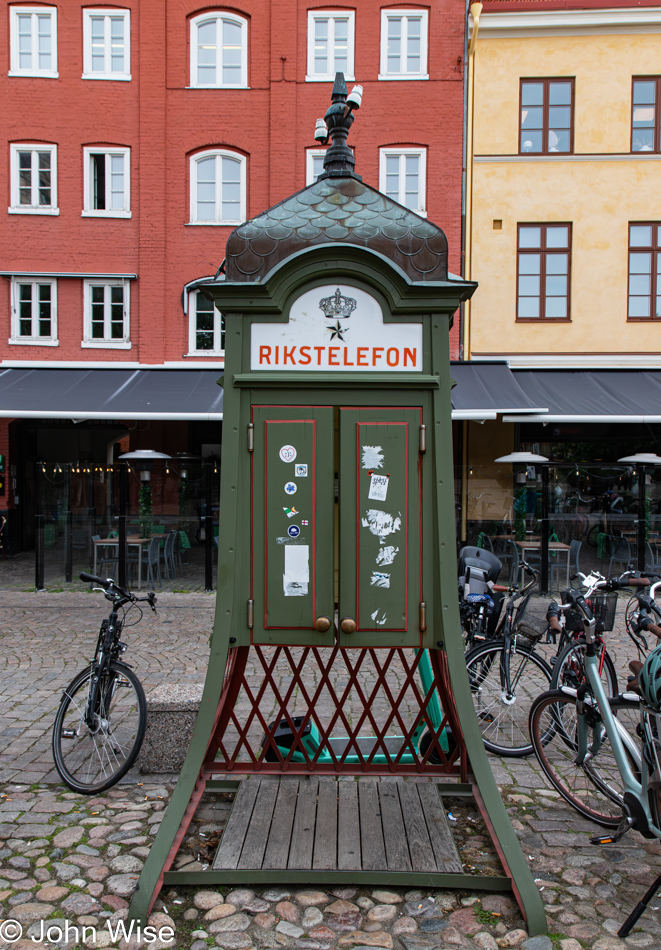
576,607 -> 661,839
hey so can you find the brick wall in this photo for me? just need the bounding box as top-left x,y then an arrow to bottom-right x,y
1,0 -> 466,363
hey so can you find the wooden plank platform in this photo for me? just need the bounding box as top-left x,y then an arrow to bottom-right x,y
213,777 -> 462,874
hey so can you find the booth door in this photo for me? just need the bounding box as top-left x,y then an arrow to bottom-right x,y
250,405 -> 335,645
337,408 -> 423,647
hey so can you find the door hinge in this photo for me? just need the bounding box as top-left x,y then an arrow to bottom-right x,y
247,598 -> 254,629
419,424 -> 426,453
247,423 -> 254,452
419,601 -> 427,632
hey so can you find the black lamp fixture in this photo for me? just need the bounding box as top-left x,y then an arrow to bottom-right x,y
313,72 -> 363,180
118,449 -> 171,482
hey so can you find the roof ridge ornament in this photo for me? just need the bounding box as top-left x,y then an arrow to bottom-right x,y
314,72 -> 363,181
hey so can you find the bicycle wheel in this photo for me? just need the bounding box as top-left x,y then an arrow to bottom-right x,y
550,639 -> 618,695
465,639 -> 552,757
530,690 -> 640,826
52,660 -> 146,794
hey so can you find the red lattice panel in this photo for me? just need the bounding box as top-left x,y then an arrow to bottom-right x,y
204,647 -> 465,777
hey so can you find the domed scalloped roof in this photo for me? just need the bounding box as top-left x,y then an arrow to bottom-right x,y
225,176 -> 448,282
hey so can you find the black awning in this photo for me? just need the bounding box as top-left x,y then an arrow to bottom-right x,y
508,370 -> 661,423
450,362 -> 547,419
0,368 -> 224,420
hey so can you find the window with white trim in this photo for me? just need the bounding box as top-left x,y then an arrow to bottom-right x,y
83,280 -> 130,347
189,150 -> 246,225
379,148 -> 426,214
307,11 -> 355,81
190,12 -> 248,87
306,149 -> 327,184
10,143 -> 58,214
82,8 -> 130,80
83,147 -> 130,216
9,6 -> 58,77
10,278 -> 57,345
379,9 -> 428,80
188,290 -> 225,354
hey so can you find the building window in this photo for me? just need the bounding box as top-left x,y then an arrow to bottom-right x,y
306,149 -> 326,184
628,223 -> 661,319
190,12 -> 248,88
9,6 -> 58,77
379,9 -> 428,80
9,143 -> 58,214
10,278 -> 57,345
83,280 -> 130,347
632,78 -> 661,153
189,150 -> 246,225
189,291 -> 225,354
517,224 -> 571,320
83,147 -> 130,217
379,148 -> 426,215
520,79 -> 574,154
82,9 -> 130,80
307,11 -> 355,82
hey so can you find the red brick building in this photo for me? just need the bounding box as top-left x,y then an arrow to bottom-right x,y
0,0 -> 466,553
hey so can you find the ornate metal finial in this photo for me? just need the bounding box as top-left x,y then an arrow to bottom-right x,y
313,72 -> 363,180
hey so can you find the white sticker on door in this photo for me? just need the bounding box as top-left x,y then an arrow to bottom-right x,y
361,446 -> 384,470
370,572 -> 391,588
283,544 -> 309,597
361,509 -> 401,541
371,609 -> 387,625
376,545 -> 399,565
368,473 -> 389,502
279,445 -> 297,463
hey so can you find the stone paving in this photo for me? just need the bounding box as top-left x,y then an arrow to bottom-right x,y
1,592 -> 661,949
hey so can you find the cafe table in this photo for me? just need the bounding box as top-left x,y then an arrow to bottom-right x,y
515,539 -> 572,589
92,536 -> 153,590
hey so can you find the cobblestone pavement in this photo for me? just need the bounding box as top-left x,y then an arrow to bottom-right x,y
1,592 -> 661,949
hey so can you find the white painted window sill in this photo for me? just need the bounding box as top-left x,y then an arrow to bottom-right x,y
9,207 -> 59,215
81,210 -> 132,219
9,337 -> 59,346
81,340 -> 131,349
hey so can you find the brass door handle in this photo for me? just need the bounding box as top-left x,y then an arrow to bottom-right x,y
340,617 -> 356,634
314,616 -> 331,633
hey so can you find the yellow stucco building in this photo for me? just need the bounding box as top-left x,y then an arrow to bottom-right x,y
467,1 -> 661,367
454,1 -> 661,560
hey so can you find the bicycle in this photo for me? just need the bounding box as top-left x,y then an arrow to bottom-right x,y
52,571 -> 155,794
529,584 -> 661,938
465,561 -> 553,757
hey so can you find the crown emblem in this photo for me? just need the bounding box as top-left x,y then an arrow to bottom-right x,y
319,288 -> 357,320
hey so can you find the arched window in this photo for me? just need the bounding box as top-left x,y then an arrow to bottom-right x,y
189,149 -> 246,224
190,12 -> 247,88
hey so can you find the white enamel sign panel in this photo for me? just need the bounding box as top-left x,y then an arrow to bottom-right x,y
250,285 -> 423,372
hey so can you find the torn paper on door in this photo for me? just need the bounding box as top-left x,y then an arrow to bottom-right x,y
283,544 -> 309,597
361,509 -> 401,541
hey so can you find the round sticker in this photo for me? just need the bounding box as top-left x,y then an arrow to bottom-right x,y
287,524 -> 301,538
279,445 -> 297,463
284,481 -> 297,495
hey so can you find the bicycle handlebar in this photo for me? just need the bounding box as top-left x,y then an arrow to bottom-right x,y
79,572 -> 157,608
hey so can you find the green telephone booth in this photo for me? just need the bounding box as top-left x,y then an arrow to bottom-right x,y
129,76 -> 545,936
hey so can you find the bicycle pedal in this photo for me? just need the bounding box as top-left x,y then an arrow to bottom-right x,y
590,819 -> 631,846
478,711 -> 495,723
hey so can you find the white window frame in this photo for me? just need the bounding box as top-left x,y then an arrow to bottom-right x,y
189,149 -> 247,226
82,279 -> 131,348
306,10 -> 355,82
189,11 -> 248,88
9,277 -> 58,345
9,143 -> 58,215
82,8 -> 131,81
306,149 -> 327,184
82,147 -> 131,217
187,290 -> 225,356
379,147 -> 427,216
9,6 -> 58,77
379,9 -> 428,81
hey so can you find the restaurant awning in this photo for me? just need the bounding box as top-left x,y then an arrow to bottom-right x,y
450,362 -> 547,420
0,368 -> 224,420
505,370 -> 661,423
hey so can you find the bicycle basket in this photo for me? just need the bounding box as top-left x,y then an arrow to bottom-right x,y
586,592 -> 618,632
